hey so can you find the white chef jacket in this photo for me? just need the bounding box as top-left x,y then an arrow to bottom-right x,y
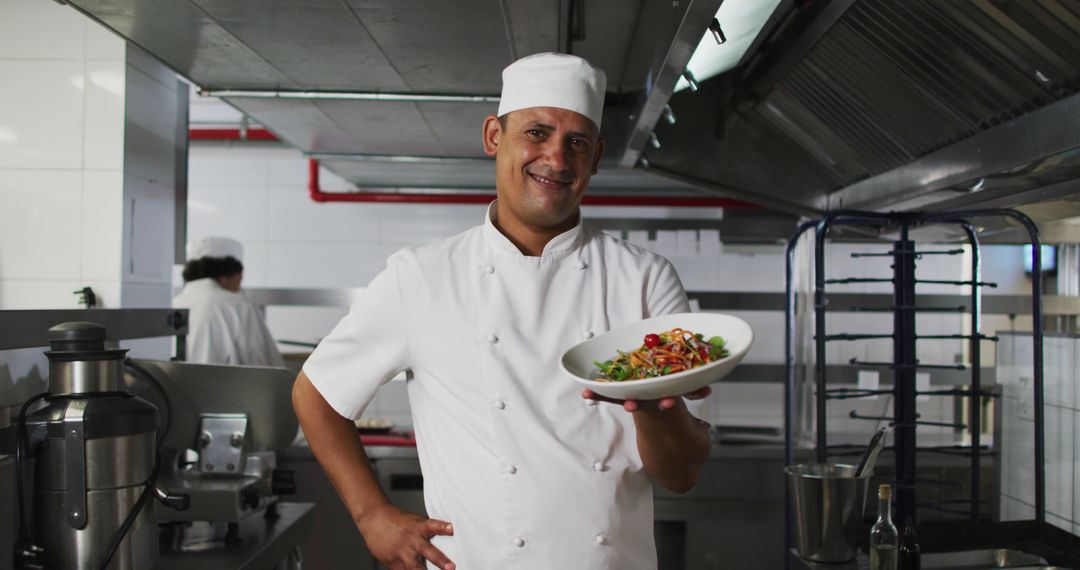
173,278 -> 286,368
304,202 -> 690,570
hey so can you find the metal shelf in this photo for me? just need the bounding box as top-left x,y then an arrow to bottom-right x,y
0,308 -> 188,352
783,209 -> 1048,568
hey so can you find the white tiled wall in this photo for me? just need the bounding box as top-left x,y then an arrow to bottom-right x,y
0,0 -> 127,310
0,1 -> 129,409
1,2 -> 183,403
998,333 -> 1079,531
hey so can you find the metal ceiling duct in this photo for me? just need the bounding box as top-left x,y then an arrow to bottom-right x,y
61,0 -> 1080,221
65,0 -> 743,201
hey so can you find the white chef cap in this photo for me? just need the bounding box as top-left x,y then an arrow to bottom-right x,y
497,52 -> 607,129
186,236 -> 243,262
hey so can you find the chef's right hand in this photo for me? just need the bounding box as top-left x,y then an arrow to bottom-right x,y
356,503 -> 455,570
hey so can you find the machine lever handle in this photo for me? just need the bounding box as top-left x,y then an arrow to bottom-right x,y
154,485 -> 191,511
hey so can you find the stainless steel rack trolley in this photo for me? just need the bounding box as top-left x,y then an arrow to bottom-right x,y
783,209 -> 1080,567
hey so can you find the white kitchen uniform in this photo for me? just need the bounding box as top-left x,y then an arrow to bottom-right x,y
173,278 -> 285,367
304,202 -> 690,570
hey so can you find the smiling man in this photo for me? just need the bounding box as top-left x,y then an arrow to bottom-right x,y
292,52 -> 711,570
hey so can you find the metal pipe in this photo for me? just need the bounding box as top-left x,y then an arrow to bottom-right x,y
307,152 -> 493,164
784,219 -> 817,570
894,225 -> 918,527
923,209 -> 1045,522
188,128 -> 278,141
199,89 -> 500,103
961,223 -> 983,521
801,210 -> 897,464
813,218 -> 829,464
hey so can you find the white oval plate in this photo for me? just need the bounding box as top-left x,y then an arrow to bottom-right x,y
560,312 -> 754,400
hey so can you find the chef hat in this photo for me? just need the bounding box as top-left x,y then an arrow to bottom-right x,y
186,236 -> 243,262
497,52 -> 607,129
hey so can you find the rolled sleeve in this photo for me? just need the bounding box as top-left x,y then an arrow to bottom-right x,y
303,255 -> 411,419
645,259 -> 690,317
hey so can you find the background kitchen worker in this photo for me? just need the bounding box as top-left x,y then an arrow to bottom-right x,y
292,52 -> 711,570
174,236 -> 285,367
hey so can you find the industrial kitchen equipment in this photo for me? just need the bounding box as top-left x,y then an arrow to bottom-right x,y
17,322 -> 187,570
122,358 -> 299,549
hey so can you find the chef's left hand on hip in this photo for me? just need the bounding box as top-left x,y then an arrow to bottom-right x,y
581,386 -> 711,412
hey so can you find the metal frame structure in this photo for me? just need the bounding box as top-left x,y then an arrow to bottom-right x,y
784,208 -> 1048,563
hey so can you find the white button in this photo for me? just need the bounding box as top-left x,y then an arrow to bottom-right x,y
503,464 -> 517,474
584,330 -> 594,339
594,534 -> 606,545
493,400 -> 506,410
585,399 -> 599,407
575,261 -> 587,270
488,334 -> 499,344
512,537 -> 525,548
592,461 -> 605,472
483,264 -> 495,274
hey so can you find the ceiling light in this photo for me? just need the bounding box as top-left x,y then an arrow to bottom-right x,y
662,105 -> 677,125
675,0 -> 782,92
709,18 -> 727,45
682,70 -> 700,92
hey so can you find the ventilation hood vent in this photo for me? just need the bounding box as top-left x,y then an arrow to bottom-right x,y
651,0 -> 1080,219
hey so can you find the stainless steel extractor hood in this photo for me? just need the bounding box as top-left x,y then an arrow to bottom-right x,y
650,0 -> 1080,221
61,0 -> 1080,223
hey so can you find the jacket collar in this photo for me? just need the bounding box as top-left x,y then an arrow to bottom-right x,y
482,200 -> 583,260
184,277 -> 229,294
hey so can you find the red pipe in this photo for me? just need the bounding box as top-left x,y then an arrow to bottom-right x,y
189,127 -> 278,141
190,128 -> 754,207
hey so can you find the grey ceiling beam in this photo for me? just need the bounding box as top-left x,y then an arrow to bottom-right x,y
826,90 -> 1080,212
643,164 -> 824,218
616,0 -> 724,168
307,152 -> 493,164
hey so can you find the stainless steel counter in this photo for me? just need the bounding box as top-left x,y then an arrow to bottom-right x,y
158,502 -> 315,570
281,442 -> 792,570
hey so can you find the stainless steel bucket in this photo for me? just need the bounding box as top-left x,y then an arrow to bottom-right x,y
785,463 -> 871,562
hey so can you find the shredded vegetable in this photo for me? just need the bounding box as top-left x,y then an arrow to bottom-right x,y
593,328 -> 729,382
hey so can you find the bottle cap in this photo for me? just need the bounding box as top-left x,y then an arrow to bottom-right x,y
879,484 -> 892,499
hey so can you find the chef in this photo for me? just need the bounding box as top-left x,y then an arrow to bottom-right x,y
292,52 -> 711,570
173,236 -> 285,367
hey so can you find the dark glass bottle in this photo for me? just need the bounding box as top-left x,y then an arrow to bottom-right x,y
898,517 -> 921,570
